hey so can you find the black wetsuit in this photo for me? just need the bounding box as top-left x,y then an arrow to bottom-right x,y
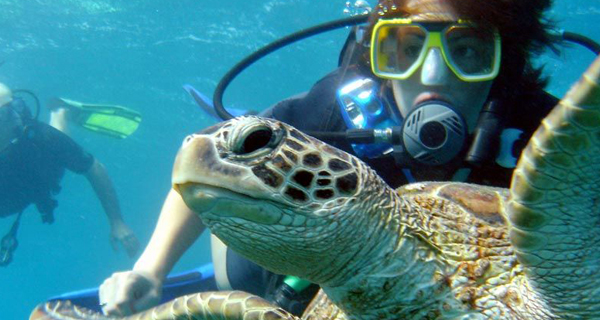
0,99 -> 94,221
223,67 -> 559,315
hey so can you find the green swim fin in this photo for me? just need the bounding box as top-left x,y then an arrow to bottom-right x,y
53,98 -> 142,139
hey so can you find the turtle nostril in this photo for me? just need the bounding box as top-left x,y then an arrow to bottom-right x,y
182,134 -> 195,148
236,128 -> 274,154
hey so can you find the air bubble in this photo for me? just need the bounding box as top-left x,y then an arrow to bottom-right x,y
343,0 -> 373,16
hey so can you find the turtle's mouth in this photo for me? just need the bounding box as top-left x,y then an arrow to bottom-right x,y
175,182 -> 283,225
172,132 -> 290,226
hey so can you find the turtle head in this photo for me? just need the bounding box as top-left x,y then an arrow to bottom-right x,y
173,116 -> 390,283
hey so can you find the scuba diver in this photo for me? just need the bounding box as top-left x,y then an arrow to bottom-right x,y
94,0 -> 598,317
0,83 -> 142,266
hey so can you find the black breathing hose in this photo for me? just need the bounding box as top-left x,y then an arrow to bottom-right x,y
12,89 -> 41,120
212,14 -> 369,121
562,31 -> 600,55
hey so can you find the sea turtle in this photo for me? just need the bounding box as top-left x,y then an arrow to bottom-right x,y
31,55 -> 600,320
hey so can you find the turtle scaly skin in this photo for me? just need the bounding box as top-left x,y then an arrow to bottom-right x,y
30,56 -> 600,320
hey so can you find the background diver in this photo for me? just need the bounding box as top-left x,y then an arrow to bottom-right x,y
89,0 -> 593,317
0,83 -> 142,266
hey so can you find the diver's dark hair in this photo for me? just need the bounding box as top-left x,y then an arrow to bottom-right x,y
363,0 -> 557,115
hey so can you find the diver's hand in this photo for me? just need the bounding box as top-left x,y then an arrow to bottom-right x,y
110,223 -> 140,258
99,270 -> 162,316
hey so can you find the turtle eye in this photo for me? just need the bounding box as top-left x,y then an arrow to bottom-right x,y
234,126 -> 274,155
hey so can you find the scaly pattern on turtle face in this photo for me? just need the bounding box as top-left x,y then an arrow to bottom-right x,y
176,117 -> 364,206
172,117 -> 396,284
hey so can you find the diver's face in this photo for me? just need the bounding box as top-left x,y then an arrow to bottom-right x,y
0,105 -> 21,152
390,0 -> 494,133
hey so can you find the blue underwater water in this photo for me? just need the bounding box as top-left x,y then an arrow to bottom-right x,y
0,0 -> 598,319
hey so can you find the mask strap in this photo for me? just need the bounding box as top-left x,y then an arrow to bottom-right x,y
336,27 -> 365,101
0,211 -> 23,267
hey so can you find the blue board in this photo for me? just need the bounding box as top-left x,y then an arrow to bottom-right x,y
49,263 -> 218,312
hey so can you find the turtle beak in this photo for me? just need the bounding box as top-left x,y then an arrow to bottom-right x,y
172,134 -> 268,203
172,133 -> 239,213
173,134 -> 235,193
172,133 -> 283,224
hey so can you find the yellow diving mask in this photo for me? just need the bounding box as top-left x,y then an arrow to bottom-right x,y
370,18 -> 501,82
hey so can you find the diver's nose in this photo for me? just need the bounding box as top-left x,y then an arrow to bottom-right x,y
420,48 -> 451,86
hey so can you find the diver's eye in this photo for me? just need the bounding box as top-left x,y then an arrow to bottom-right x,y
452,46 -> 477,59
234,127 -> 274,155
403,45 -> 422,58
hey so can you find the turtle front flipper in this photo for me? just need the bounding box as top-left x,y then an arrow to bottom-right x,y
509,55 -> 600,317
30,291 -> 300,320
